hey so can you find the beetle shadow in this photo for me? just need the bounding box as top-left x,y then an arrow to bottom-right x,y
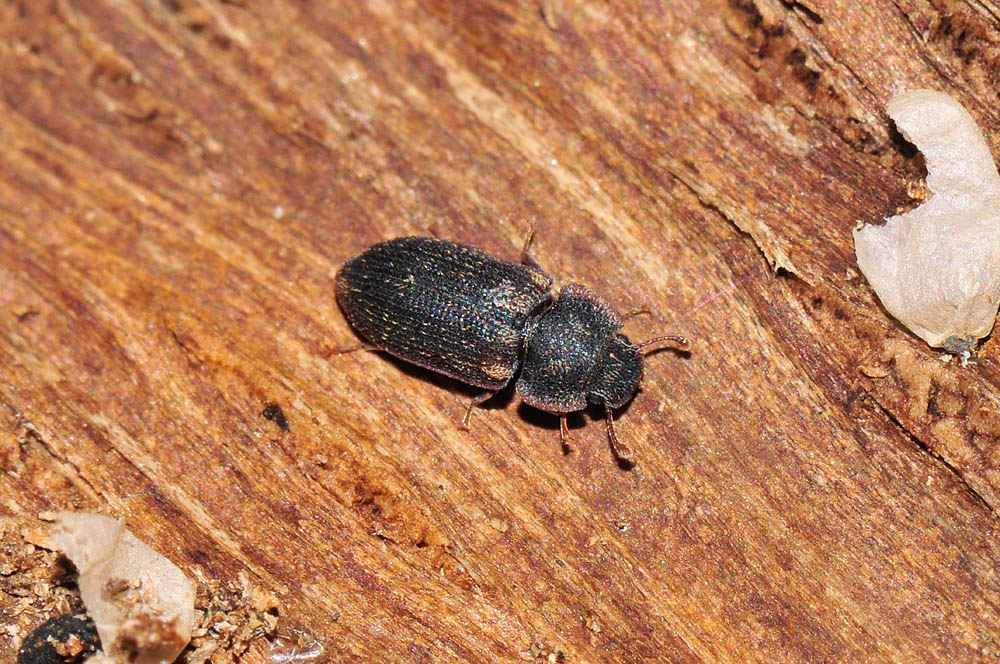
354,350 -> 654,470
373,352 -> 517,410
642,345 -> 692,361
515,402 -> 637,470
379,352 -> 577,454
515,403 -> 576,454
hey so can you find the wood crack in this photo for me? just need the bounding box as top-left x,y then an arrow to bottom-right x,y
2,398 -> 104,505
869,393 -> 999,520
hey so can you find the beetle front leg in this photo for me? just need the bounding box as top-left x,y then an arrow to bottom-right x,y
559,415 -> 574,455
519,223 -> 536,263
519,223 -> 547,273
605,405 -> 634,462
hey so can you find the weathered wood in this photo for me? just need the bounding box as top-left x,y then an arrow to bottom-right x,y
3,1 -> 1000,661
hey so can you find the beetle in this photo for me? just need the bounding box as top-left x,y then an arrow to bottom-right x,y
18,613 -> 100,664
334,233 -> 687,461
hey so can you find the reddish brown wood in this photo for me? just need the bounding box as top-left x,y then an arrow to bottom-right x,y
3,1 -> 1000,662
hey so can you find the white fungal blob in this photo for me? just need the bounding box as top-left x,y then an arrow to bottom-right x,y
51,511 -> 196,664
853,89 -> 1000,351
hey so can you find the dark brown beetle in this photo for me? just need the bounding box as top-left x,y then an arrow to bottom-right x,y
334,233 -> 687,461
18,613 -> 100,664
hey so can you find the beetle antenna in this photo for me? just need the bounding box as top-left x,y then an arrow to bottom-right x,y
638,335 -> 688,353
605,405 -> 633,461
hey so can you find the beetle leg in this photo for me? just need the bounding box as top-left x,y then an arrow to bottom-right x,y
638,335 -> 689,353
461,390 -> 496,431
519,223 -> 547,272
621,305 -> 652,322
605,405 -> 634,461
329,342 -> 379,355
558,416 -> 575,455
519,223 -> 537,263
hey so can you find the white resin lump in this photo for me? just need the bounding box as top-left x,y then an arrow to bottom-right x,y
853,89 -> 1000,351
51,511 -> 195,664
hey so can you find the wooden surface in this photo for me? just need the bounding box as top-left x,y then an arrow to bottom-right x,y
3,1 -> 1000,662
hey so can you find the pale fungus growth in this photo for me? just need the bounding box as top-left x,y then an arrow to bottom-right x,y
50,511 -> 196,664
853,89 -> 1000,352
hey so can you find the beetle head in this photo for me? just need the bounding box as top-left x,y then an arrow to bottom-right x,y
584,334 -> 643,409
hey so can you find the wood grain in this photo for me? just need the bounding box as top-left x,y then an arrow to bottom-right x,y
3,1 -> 1000,662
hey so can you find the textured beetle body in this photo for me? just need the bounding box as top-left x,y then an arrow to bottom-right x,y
335,237 -> 553,390
517,284 -> 641,414
336,235 -> 685,460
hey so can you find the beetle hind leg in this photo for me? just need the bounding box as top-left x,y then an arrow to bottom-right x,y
330,342 -> 379,355
461,390 -> 496,431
